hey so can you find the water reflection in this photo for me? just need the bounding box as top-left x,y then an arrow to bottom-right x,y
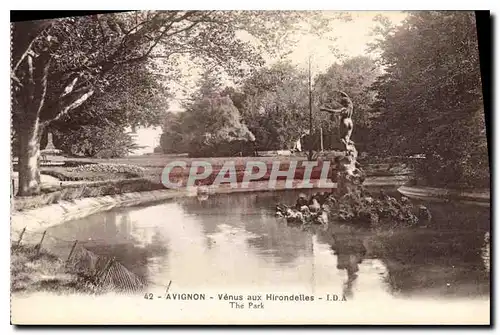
178,192 -> 313,265
47,190 -> 490,302
331,234 -> 366,299
45,209 -> 169,281
373,229 -> 490,297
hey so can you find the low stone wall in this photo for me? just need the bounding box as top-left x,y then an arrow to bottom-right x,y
398,185 -> 490,207
11,189 -> 188,233
12,178 -> 164,212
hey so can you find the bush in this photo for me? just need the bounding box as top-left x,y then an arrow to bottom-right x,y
54,125 -> 139,158
412,153 -> 490,189
69,163 -> 146,176
41,164 -> 145,181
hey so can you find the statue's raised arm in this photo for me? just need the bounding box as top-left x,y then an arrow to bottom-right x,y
337,91 -> 353,118
319,106 -> 345,114
320,91 -> 354,151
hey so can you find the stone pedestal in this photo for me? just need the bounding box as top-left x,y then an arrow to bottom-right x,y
45,132 -> 56,150
333,145 -> 365,198
40,132 -> 63,164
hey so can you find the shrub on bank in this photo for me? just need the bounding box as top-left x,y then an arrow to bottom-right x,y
70,163 -> 146,175
411,154 -> 490,190
41,163 -> 145,181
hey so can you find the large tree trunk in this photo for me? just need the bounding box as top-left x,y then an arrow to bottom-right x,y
16,118 -> 43,196
13,20 -> 99,196
12,22 -> 52,196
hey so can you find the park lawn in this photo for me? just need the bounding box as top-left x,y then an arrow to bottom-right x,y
60,152 -> 408,168
11,153 -> 413,211
125,157 -> 334,186
63,154 -> 309,168
36,155 -> 306,186
43,153 -> 411,187
49,154 -> 320,186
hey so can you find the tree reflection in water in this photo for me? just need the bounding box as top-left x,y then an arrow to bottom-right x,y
319,232 -> 488,298
371,229 -> 490,297
333,240 -> 366,299
175,191 -> 490,298
310,199 -> 490,299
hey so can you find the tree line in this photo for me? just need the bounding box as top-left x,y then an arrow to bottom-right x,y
160,11 -> 489,188
12,10 -> 346,195
159,56 -> 380,156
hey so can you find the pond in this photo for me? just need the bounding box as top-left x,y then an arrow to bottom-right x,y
36,188 -> 490,323
43,188 -> 490,295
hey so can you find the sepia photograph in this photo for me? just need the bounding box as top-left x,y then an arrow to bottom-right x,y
9,9 -> 491,325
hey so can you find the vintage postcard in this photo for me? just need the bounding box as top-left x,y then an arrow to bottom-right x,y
10,10 -> 490,325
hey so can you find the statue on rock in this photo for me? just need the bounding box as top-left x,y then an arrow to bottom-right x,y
320,91 -> 364,197
275,88 -> 427,230
320,91 -> 354,152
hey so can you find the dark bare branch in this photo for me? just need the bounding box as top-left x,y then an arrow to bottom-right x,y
11,20 -> 54,74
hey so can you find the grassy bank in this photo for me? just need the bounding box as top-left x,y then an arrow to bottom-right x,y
11,245 -> 98,295
11,242 -> 151,295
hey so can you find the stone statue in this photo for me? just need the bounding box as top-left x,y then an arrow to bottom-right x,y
276,93 -> 426,230
319,91 -> 354,152
320,91 -> 362,197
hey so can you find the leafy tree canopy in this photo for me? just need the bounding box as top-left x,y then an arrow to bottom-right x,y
368,11 -> 488,187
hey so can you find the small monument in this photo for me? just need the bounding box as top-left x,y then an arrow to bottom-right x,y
40,132 -> 63,164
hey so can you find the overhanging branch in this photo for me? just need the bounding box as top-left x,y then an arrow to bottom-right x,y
44,89 -> 95,126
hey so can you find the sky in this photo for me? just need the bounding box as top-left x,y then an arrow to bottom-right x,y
129,11 -> 408,155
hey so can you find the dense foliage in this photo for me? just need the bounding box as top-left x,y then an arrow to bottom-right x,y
48,63 -> 169,158
161,71 -> 256,157
369,11 -> 489,188
239,62 -> 309,151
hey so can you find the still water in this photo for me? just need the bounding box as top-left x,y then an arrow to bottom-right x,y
44,188 -> 490,303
